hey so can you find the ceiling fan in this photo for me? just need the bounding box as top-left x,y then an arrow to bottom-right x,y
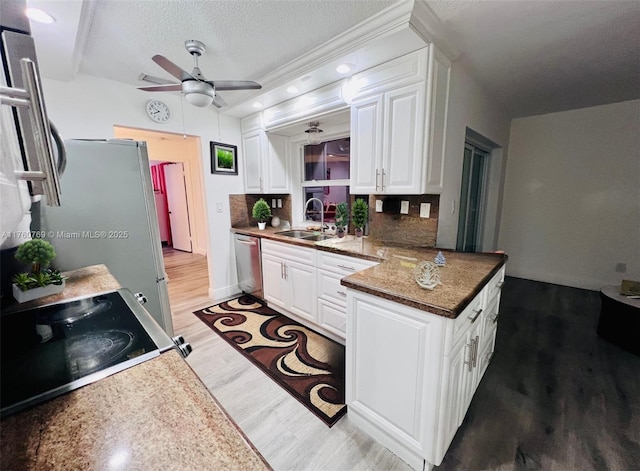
138,39 -> 261,108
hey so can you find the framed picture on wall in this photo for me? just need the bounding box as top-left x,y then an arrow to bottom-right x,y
210,141 -> 238,175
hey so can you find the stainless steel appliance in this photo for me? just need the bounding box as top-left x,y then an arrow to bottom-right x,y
40,140 -> 173,334
0,0 -> 64,210
233,233 -> 263,299
0,289 -> 192,418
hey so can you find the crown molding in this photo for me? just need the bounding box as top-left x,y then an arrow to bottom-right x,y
409,0 -> 460,61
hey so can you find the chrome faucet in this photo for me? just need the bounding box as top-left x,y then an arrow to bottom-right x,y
304,197 -> 325,232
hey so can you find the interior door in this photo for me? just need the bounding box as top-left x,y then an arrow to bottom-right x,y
164,162 -> 192,252
456,143 -> 488,252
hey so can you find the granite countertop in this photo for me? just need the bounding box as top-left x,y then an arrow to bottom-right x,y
1,264 -> 271,470
2,264 -> 121,313
232,226 -> 507,318
0,350 -> 271,470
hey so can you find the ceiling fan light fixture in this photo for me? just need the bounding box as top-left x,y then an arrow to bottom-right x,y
305,121 -> 323,145
185,92 -> 213,107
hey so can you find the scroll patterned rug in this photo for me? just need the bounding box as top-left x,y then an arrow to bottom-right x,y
193,295 -> 346,427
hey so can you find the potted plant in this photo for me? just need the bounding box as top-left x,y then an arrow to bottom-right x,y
252,198 -> 272,230
351,198 -> 368,238
335,202 -> 349,238
12,239 -> 66,303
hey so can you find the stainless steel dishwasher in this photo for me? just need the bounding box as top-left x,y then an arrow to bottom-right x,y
233,233 -> 263,300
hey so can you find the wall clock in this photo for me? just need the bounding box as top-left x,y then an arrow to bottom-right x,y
145,100 -> 171,123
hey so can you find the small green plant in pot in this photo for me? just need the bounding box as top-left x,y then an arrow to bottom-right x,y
351,198 -> 368,238
335,202 -> 349,238
252,198 -> 272,230
12,239 -> 66,303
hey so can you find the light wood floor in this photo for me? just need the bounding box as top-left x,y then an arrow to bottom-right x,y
162,247 -> 410,471
163,248 -> 640,471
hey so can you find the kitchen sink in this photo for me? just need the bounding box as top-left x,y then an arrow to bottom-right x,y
275,230 -> 334,241
275,230 -> 316,238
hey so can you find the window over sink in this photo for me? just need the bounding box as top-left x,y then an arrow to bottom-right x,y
302,138 -> 350,224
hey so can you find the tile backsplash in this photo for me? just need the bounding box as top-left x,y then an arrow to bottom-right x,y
229,194 -> 292,228
367,194 -> 439,247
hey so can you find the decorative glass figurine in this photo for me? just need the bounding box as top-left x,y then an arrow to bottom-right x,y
414,261 -> 441,290
435,251 -> 446,267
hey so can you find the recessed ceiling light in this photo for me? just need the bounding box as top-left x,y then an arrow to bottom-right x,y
286,86 -> 299,94
252,102 -> 263,109
336,63 -> 353,74
25,7 -> 56,24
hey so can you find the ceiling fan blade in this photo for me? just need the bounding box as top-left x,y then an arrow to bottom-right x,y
210,80 -> 262,91
138,73 -> 176,86
212,94 -> 227,108
137,84 -> 183,92
152,55 -> 194,81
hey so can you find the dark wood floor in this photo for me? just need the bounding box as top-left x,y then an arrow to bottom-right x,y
437,277 -> 640,470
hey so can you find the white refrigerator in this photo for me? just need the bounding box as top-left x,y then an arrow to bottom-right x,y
40,139 -> 174,335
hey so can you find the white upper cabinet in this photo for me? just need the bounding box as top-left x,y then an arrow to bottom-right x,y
350,46 -> 451,195
241,113 -> 289,194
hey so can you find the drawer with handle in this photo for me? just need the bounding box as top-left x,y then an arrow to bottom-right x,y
317,251 -> 378,276
317,269 -> 348,307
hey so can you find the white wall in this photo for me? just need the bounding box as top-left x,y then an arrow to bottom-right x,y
499,99 -> 640,290
42,74 -> 243,300
437,61 -> 512,250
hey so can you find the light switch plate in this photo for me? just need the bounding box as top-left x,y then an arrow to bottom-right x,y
400,201 -> 409,214
420,203 -> 431,218
216,202 -> 223,213
375,199 -> 383,212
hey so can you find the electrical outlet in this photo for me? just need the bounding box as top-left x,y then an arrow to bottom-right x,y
277,199 -> 282,208
420,203 -> 431,218
375,199 -> 383,212
271,199 -> 276,208
400,201 -> 409,214
615,263 -> 627,273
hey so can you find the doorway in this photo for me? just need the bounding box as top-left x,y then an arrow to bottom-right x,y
456,142 -> 489,252
164,162 -> 192,252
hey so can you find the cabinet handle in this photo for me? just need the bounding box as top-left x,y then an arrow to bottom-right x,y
497,280 -> 505,289
381,168 -> 386,191
284,263 -> 288,280
375,169 -> 380,191
485,350 -> 494,364
337,290 -> 347,297
468,308 -> 483,323
472,335 -> 479,368
280,262 -> 284,279
464,338 -> 475,372
492,311 -> 501,324
259,177 -> 263,191
337,264 -> 355,271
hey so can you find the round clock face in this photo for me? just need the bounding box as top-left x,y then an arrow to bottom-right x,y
145,100 -> 171,123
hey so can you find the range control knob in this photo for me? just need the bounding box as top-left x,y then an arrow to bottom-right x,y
177,342 -> 193,358
134,292 -> 148,305
171,335 -> 185,346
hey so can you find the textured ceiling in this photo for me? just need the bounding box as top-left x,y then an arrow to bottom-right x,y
27,0 -> 640,119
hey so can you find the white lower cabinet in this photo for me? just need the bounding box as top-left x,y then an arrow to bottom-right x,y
346,265 -> 505,470
261,240 -> 316,323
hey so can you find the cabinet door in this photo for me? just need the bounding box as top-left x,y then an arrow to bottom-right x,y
242,131 -> 264,192
286,259 -> 316,322
350,94 -> 383,194
382,82 -> 425,194
262,253 -> 286,310
436,339 -> 470,465
265,133 -> 289,193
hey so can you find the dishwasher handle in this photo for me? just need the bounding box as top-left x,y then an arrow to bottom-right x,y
236,239 -> 257,246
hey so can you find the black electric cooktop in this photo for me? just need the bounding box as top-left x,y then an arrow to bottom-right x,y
1,289 -> 174,418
